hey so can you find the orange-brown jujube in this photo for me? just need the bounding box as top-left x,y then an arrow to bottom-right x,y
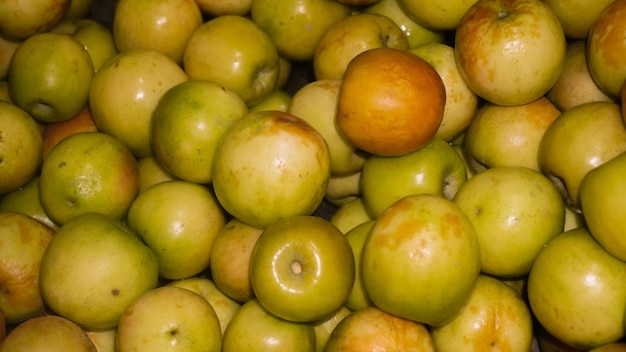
336,47 -> 446,157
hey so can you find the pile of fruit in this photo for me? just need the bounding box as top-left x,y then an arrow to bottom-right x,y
1,0 -> 626,350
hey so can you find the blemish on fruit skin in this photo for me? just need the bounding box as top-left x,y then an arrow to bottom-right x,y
111,288 -> 120,296
58,161 -> 66,168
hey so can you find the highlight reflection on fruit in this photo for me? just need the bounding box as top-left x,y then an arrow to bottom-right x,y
1,1 -> 625,351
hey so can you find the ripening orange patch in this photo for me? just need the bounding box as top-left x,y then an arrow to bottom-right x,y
337,47 -> 446,156
589,1 -> 626,69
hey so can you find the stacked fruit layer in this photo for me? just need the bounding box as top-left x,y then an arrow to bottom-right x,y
1,0 -> 626,351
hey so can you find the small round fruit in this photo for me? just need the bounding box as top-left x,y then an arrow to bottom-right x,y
151,80 -> 248,184
211,110 -> 331,229
39,212 -> 159,331
325,306 -> 436,351
8,32 -> 94,123
0,212 -> 54,324
587,0 -> 626,98
250,215 -> 355,322
39,132 -> 139,226
126,180 -> 226,280
361,193 -> 481,326
0,101 -> 42,194
113,0 -> 203,64
337,47 -> 445,156
0,315 -> 97,351
222,299 -> 316,352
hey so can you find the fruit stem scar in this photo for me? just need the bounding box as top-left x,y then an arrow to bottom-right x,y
290,260 -> 302,275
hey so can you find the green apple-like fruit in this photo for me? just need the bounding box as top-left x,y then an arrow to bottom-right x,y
250,0 -> 352,62
398,0 -> 478,31
167,277 -> 241,335
8,32 -> 94,123
329,197 -> 372,234
89,49 -> 189,157
222,299 -> 316,352
113,0 -> 203,64
410,42 -> 479,142
126,180 -> 226,280
0,314 -> 97,352
50,18 -> 119,72
579,151 -> 626,261
136,156 -> 178,193
0,101 -> 42,194
454,0 -> 566,106
312,305 -> 352,352
0,0 -> 71,41
538,101 -> 626,211
365,0 -> 446,49
546,40 -> 615,112
288,79 -> 368,176
313,13 -> 409,81
209,218 -> 263,303
528,228 -> 626,349
361,137 -> 467,219
39,212 -> 159,331
39,132 -> 139,226
324,306 -> 436,351
361,193 -> 481,326
431,275 -> 534,351
324,171 -> 361,208
586,0 -> 626,98
151,80 -> 248,184
116,286 -> 222,352
250,215 -> 355,322
183,15 -> 280,106
453,166 -> 565,278
0,212 -> 54,324
211,110 -> 330,229
543,0 -> 614,39
462,97 -> 560,173
344,220 -> 375,311
0,176 -> 57,230
250,89 -> 291,113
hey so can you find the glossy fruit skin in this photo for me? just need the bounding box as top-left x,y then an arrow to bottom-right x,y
8,32 -> 94,124
250,0 -> 352,62
222,299 -> 316,352
336,47 -> 445,156
431,275 -> 534,352
579,151 -> 626,262
151,80 -> 248,184
361,193 -> 481,327
39,212 -> 159,331
116,286 -> 222,352
587,0 -> 626,98
538,101 -> 626,211
39,132 -> 139,226
527,228 -> 626,349
453,166 -> 565,278
0,0 -> 71,41
250,215 -> 355,322
455,0 -> 566,106
126,180 -> 227,280
89,49 -> 189,157
113,0 -> 203,64
360,137 -> 467,218
211,110 -> 331,229
182,15 -> 280,106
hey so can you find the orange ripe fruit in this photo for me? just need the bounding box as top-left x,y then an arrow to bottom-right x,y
336,47 -> 446,157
